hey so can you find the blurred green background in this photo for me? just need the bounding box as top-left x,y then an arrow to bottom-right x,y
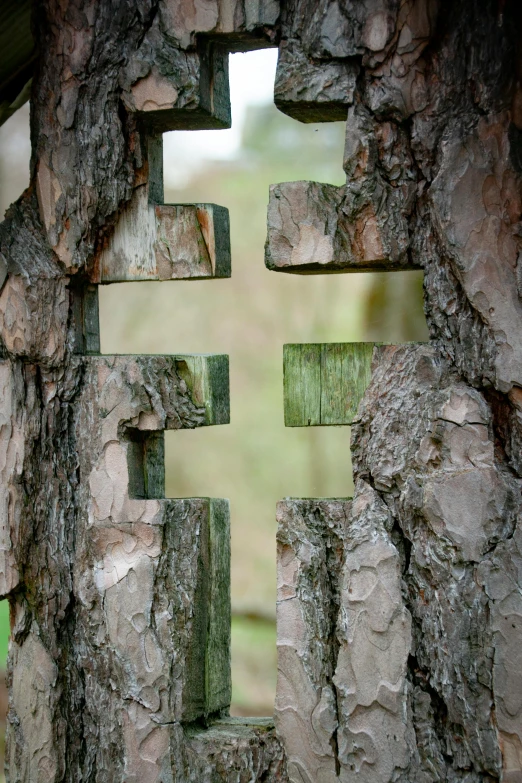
0,48 -> 428,773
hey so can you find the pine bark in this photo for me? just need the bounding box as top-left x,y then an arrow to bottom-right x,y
0,0 -> 521,782
270,1 -> 522,782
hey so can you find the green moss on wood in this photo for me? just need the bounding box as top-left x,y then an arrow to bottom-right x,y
283,342 -> 375,426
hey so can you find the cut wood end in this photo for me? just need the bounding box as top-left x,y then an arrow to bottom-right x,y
174,353 -> 230,426
98,196 -> 231,282
283,342 -> 375,426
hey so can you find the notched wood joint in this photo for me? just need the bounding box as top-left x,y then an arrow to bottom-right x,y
126,428 -> 165,499
71,282 -> 100,355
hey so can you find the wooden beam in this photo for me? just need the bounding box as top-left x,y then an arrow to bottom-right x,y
166,498 -> 231,723
97,189 -> 231,282
206,497 -> 231,715
266,181 -> 422,274
283,342 -> 375,426
177,497 -> 231,722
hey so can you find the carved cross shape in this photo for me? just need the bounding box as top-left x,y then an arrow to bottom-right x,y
1,2 -> 521,782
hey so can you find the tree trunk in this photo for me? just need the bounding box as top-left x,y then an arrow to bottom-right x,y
269,1 -> 522,781
0,2 -> 284,781
0,1 -> 521,782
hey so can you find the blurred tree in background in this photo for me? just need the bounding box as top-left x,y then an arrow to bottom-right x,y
0,71 -> 427,733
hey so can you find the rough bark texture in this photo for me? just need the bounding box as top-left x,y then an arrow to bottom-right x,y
178,718 -> 288,782
270,1 -> 522,781
0,2 -> 284,780
276,499 -> 348,781
350,343 -> 521,782
1,0 -> 521,781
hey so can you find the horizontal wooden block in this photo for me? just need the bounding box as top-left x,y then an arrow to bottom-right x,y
283,342 -> 375,426
83,354 -> 229,441
274,41 -> 356,123
97,185 -> 230,282
124,41 -> 231,132
266,180 -> 421,274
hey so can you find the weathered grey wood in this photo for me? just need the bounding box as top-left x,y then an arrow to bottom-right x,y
265,175 -> 421,274
72,284 -> 100,355
276,498 -> 349,783
98,193 -> 231,282
284,343 -> 375,426
146,135 -> 164,206
127,429 -> 165,500
274,42 -> 356,123
206,498 -> 232,716
165,498 -> 231,725
178,718 -> 288,782
96,130 -> 231,283
283,343 -> 321,426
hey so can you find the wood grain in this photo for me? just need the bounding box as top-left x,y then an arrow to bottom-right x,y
283,342 -> 375,426
98,192 -> 231,282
